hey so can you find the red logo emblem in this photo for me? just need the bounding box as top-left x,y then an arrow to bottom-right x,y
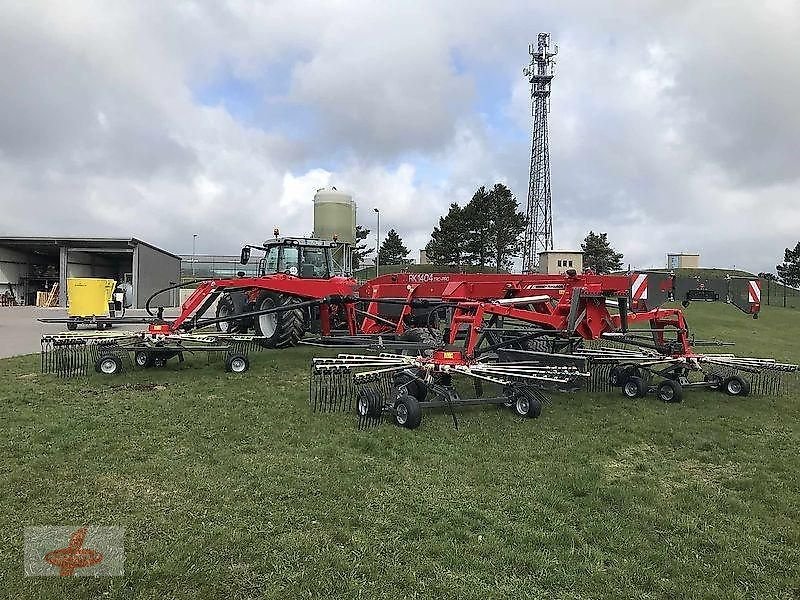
44,527 -> 104,576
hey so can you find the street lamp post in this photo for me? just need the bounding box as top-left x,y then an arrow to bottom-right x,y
192,234 -> 198,278
373,208 -> 380,278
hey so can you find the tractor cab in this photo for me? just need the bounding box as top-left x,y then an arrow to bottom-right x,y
240,237 -> 336,279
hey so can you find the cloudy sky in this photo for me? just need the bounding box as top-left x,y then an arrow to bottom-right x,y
1,0 -> 798,272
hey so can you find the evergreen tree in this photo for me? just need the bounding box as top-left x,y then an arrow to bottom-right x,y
581,231 -> 624,274
776,242 -> 800,286
352,225 -> 373,269
463,186 -> 493,268
486,183 -> 526,271
379,229 -> 411,265
425,203 -> 468,265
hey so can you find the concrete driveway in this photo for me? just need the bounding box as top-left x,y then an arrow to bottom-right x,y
0,307 -> 179,359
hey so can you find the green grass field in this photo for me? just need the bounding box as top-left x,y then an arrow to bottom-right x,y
2,303 -> 799,599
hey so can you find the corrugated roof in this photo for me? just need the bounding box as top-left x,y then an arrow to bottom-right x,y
0,236 -> 181,260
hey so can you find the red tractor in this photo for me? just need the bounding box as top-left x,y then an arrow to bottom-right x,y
186,236 -> 359,347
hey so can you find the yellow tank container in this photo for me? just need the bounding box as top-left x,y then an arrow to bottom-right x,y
66,278 -> 116,317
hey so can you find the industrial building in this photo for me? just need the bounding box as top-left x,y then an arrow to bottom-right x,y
538,250 -> 583,275
667,253 -> 700,269
0,237 -> 181,308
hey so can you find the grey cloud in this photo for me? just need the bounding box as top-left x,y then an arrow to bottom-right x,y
0,0 -> 798,277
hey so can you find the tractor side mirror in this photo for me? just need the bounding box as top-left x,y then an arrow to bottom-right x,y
240,247 -> 250,265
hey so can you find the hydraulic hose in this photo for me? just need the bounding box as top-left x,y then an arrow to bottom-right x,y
144,278 -> 215,317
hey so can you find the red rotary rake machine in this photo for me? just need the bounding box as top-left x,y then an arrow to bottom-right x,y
308,270 -> 797,429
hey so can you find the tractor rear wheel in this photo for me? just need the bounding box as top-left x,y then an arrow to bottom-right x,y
254,292 -> 305,348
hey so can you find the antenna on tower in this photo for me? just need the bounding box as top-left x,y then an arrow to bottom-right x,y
521,33 -> 558,273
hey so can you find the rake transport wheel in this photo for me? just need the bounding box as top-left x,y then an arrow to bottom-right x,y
609,365 -> 627,387
622,376 -> 647,399
254,292 -> 305,348
512,392 -> 542,419
95,355 -> 123,375
656,379 -> 683,403
393,372 -> 428,401
225,353 -> 250,374
134,351 -> 155,368
357,388 -> 384,418
722,375 -> 751,397
393,394 -> 422,429
703,373 -> 723,390
398,327 -> 441,357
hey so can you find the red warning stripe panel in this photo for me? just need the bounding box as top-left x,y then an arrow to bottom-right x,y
631,274 -> 648,300
748,280 -> 761,303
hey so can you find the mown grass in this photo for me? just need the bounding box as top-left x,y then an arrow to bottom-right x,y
1,302 -> 799,599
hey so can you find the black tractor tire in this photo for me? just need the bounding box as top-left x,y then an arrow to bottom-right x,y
393,394 -> 423,429
216,293 -> 244,334
95,354 -> 122,375
393,372 -> 428,402
520,335 -> 554,354
657,379 -> 683,403
225,353 -> 250,374
722,375 -> 751,397
254,292 -> 305,348
622,376 -> 647,398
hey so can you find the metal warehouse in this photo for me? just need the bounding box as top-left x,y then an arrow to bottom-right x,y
0,237 -> 180,308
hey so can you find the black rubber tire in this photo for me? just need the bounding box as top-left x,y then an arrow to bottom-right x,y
512,392 -> 543,419
67,321 -> 78,331
399,327 -> 441,357
722,375 -> 751,397
393,372 -> 428,402
703,373 -> 723,390
609,366 -> 627,387
134,351 -> 155,368
622,376 -> 647,398
215,293 -> 243,334
357,389 -> 383,418
225,353 -> 250,374
94,354 -> 122,375
254,292 -> 305,348
657,379 -> 683,403
393,394 -> 422,429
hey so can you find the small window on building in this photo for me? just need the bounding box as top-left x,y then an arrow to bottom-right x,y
568,260 -> 573,267
557,260 -> 562,267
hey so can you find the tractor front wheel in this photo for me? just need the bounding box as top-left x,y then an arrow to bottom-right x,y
216,293 -> 244,334
254,292 -> 305,348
